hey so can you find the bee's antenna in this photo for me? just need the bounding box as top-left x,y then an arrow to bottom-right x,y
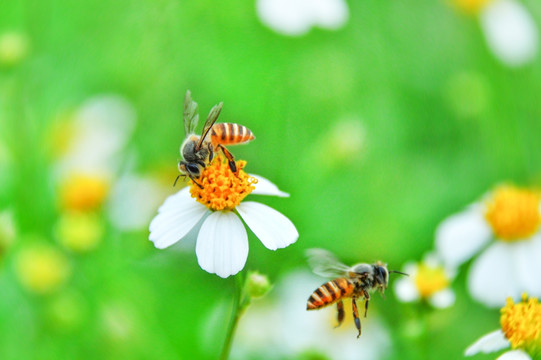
173,175 -> 181,187
389,270 -> 409,277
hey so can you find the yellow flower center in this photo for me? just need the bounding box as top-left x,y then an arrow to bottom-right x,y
60,174 -> 110,211
414,263 -> 450,298
484,186 -> 541,242
189,156 -> 257,211
452,0 -> 494,14
500,294 -> 541,355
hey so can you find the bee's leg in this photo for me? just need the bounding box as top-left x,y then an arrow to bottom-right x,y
335,300 -> 345,328
173,174 -> 187,187
208,144 -> 214,162
362,289 -> 370,318
352,296 -> 361,338
217,144 -> 237,174
190,175 -> 204,189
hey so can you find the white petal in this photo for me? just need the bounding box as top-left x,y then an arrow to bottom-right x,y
497,350 -> 532,360
256,0 -> 312,36
511,235 -> 541,297
435,205 -> 492,268
394,277 -> 420,303
468,242 -> 519,307
237,202 -> 298,251
312,0 -> 349,29
465,329 -> 509,356
57,95 -> 136,175
195,211 -> 248,278
107,175 -> 166,231
250,174 -> 290,197
428,288 -> 455,309
480,0 -> 538,67
149,188 -> 208,249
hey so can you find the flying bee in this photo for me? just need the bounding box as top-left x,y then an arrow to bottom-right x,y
306,249 -> 408,338
177,90 -> 255,188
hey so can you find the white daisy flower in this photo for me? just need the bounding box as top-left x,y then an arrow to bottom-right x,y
148,157 -> 298,278
107,174 -> 169,232
465,294 -> 541,360
232,271 -> 391,360
52,95 -> 136,212
55,95 -> 136,181
453,0 -> 538,67
256,0 -> 349,36
394,253 -> 456,309
480,0 -> 538,67
436,185 -> 541,307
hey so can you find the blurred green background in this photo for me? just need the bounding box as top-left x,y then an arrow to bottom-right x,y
1,0 -> 541,359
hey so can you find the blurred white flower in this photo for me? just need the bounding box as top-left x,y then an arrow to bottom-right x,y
479,0 -> 538,67
107,174 -> 169,231
394,254 -> 456,309
436,185 -> 541,307
234,271 -> 392,360
465,294 -> 540,360
256,0 -> 349,36
149,158 -> 297,278
55,95 -> 136,181
53,95 -> 136,213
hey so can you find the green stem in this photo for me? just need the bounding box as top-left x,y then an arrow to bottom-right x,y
220,272 -> 249,360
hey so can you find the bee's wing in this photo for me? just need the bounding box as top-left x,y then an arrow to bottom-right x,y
183,90 -> 199,137
306,248 -> 351,278
197,102 -> 223,150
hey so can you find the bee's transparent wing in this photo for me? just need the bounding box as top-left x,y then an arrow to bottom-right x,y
183,90 -> 199,137
197,102 -> 223,150
306,248 -> 350,278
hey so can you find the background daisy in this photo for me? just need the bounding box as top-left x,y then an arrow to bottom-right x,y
436,185 -> 541,307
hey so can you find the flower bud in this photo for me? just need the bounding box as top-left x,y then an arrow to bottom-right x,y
245,271 -> 272,299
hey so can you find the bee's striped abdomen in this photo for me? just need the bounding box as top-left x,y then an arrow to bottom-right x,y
306,278 -> 354,310
210,123 -> 255,145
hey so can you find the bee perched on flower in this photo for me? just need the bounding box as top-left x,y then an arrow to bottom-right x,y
436,184 -> 541,307
149,93 -> 298,278
465,294 -> 541,360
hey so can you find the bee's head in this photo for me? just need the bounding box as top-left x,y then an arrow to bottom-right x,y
178,160 -> 201,178
373,262 -> 389,288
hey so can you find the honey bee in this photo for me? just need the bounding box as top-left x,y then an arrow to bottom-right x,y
306,249 -> 407,338
177,90 -> 255,188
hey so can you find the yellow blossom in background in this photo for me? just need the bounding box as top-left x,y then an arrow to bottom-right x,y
484,186 -> 541,241
15,243 -> 70,294
55,212 -> 104,253
394,254 -> 456,308
436,184 -> 541,307
0,31 -> 29,67
452,0 -> 493,14
60,174 -> 110,211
